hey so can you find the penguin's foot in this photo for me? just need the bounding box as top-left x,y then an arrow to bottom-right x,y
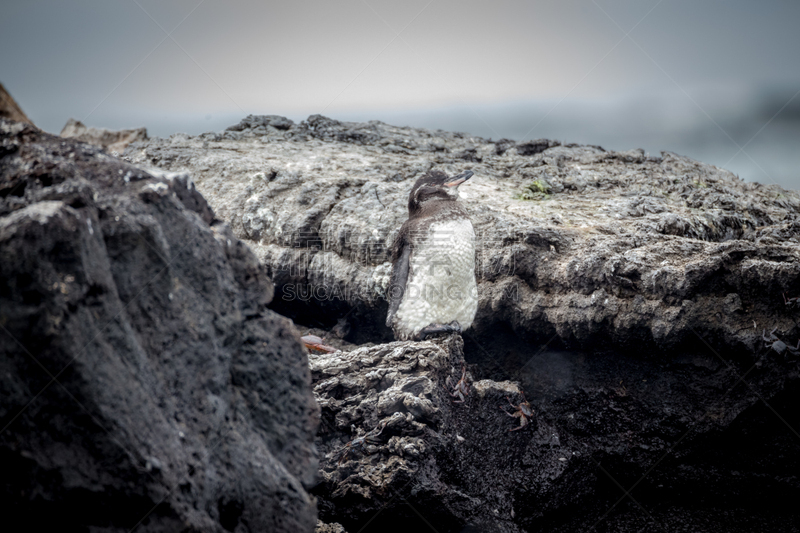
417,321 -> 462,340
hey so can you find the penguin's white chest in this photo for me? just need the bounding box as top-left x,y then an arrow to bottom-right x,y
394,218 -> 478,339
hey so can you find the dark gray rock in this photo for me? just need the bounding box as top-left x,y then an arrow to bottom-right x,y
124,114 -> 800,531
492,138 -> 517,156
124,114 -> 800,354
60,117 -> 148,155
307,332 -> 800,532
0,119 -> 319,533
516,138 -> 561,156
226,114 -> 295,132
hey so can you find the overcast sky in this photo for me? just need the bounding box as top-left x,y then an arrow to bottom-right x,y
2,0 -> 800,187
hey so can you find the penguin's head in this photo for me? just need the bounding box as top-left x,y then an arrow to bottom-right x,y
408,170 -> 473,215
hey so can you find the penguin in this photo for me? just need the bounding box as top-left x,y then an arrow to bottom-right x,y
386,169 -> 478,341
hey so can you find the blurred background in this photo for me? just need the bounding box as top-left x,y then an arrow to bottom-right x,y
2,0 -> 799,188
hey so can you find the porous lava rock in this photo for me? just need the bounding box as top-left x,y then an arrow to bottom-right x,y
0,118 -> 319,533
124,114 -> 800,354
308,333 -> 800,532
124,115 -> 800,531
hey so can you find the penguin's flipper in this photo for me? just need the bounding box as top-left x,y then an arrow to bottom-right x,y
386,244 -> 411,327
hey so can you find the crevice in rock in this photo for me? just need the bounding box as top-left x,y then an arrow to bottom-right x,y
269,293 -> 393,346
218,497 -> 245,532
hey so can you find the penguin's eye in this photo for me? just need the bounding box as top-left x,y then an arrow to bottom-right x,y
421,185 -> 438,196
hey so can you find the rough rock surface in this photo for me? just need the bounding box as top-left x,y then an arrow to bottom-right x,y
315,520 -> 348,533
61,117 -> 148,155
309,334 -> 800,532
0,119 -> 319,532
124,114 -> 800,354
0,82 -> 33,125
123,115 -> 800,531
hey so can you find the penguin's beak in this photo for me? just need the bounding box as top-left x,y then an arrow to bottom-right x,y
444,170 -> 474,187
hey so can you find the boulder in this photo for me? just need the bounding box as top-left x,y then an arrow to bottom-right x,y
0,119 -> 319,532
0,82 -> 33,125
60,118 -> 147,155
308,334 -> 800,532
124,115 -> 800,354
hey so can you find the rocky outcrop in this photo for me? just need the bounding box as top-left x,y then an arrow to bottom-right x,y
123,114 -> 800,531
0,82 -> 33,125
61,117 -> 148,155
0,119 -> 319,532
309,333 -> 800,532
124,114 -> 800,354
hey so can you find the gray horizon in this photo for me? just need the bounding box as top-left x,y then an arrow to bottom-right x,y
3,0 -> 799,188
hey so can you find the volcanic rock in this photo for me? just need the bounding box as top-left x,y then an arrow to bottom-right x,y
315,520 -> 348,533
60,117 -> 147,155
124,114 -> 800,354
122,114 -> 800,531
308,332 -> 800,532
0,82 -> 33,125
0,119 -> 319,533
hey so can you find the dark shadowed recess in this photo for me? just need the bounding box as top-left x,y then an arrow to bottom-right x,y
284,288 -> 800,532
526,386 -> 800,532
318,382 -> 800,532
471,325 -> 800,532
269,284 -> 395,345
0,450 -> 180,533
312,491 -> 466,533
